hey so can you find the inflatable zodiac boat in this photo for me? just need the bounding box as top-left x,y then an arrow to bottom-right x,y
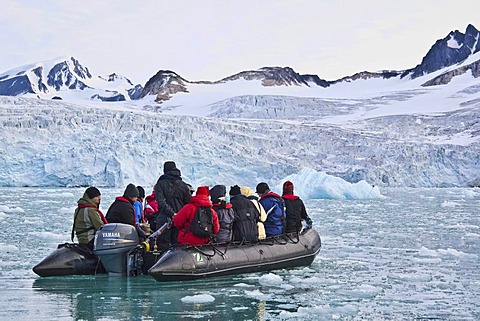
33,223 -> 321,281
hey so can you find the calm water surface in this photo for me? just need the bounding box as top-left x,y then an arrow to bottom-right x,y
0,187 -> 479,320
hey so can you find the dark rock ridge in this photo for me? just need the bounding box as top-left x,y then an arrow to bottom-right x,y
422,59 -> 480,86
140,67 -> 331,103
332,70 -> 403,84
139,70 -> 190,103
403,24 -> 480,79
219,66 -> 330,87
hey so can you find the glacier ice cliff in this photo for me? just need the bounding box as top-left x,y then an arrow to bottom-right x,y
0,94 -> 478,189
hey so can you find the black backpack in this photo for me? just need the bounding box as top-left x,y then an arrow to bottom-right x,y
189,206 -> 214,238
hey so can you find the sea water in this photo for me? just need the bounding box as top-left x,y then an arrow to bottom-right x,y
0,187 -> 479,320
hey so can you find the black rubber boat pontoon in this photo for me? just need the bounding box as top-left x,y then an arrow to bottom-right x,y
148,227 -> 321,282
33,223 -> 321,280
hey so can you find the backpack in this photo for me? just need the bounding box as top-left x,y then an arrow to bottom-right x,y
232,205 -> 260,242
189,206 -> 214,238
217,206 -> 235,231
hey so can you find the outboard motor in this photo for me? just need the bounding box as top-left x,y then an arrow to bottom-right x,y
94,223 -> 139,276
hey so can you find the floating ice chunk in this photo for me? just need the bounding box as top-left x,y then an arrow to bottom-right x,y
441,201 -> 460,207
59,206 -> 76,214
418,246 -> 439,257
277,168 -> 383,200
0,205 -> 25,213
28,231 -> 67,241
0,243 -> 19,253
283,304 -> 359,318
233,282 -> 255,288
357,284 -> 382,295
337,284 -> 381,298
244,289 -> 271,300
437,248 -> 477,258
461,189 -> 479,198
57,192 -> 75,197
388,273 -> 433,282
259,273 -> 282,286
465,232 -> 480,238
180,294 -> 215,303
232,306 -> 249,311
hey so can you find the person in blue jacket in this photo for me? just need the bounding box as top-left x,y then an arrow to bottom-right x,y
256,182 -> 285,237
133,186 -> 145,226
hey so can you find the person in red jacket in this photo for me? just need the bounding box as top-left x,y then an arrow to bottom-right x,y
144,189 -> 159,228
174,186 -> 220,245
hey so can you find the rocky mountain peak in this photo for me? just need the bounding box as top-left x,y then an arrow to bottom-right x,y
403,25 -> 480,79
140,70 -> 189,102
220,66 -> 328,87
0,56 -> 141,101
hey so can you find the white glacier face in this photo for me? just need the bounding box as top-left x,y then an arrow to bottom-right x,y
0,76 -> 479,193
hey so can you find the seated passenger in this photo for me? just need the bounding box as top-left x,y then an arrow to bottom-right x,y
106,183 -> 139,226
256,182 -> 285,237
144,188 -> 159,228
106,184 -> 147,240
210,185 -> 234,243
73,186 -> 107,249
133,185 -> 145,225
240,186 -> 267,240
282,181 -> 313,234
229,185 -> 260,242
173,186 -> 220,246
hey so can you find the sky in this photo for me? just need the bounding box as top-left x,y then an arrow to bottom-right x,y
1,0 -> 480,85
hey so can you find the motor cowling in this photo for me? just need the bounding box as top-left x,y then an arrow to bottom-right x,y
94,223 -> 139,276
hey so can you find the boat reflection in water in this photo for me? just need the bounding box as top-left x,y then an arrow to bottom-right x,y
32,275 -> 272,320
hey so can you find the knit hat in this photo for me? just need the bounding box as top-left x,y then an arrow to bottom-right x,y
229,185 -> 241,196
123,183 -> 139,198
85,186 -> 101,199
163,161 -> 177,173
196,186 -> 209,196
255,182 -> 270,194
210,185 -> 226,203
283,181 -> 294,195
137,186 -> 145,199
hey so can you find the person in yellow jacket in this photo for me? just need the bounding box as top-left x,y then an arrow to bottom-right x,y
240,186 -> 267,240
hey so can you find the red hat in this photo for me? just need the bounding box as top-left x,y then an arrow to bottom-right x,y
196,186 -> 209,196
283,181 -> 294,195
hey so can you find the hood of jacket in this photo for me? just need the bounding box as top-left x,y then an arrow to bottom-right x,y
189,195 -> 213,207
77,192 -> 98,207
240,186 -> 256,198
160,169 -> 182,180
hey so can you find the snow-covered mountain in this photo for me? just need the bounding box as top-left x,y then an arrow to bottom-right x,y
0,56 -> 143,102
140,25 -> 480,105
0,25 -> 479,189
403,24 -> 480,79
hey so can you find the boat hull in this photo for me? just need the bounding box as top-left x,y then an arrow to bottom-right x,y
32,243 -> 105,277
148,227 -> 321,282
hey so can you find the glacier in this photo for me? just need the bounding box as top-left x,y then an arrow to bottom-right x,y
0,74 -> 479,194
1,50 -> 480,193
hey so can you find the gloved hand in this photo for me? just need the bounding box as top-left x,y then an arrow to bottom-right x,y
136,225 -> 147,238
305,217 -> 313,228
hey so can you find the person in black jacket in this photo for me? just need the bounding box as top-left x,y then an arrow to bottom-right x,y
282,181 -> 313,234
154,161 -> 191,251
106,183 -> 139,226
229,185 -> 259,243
210,184 -> 234,243
106,183 -> 147,241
